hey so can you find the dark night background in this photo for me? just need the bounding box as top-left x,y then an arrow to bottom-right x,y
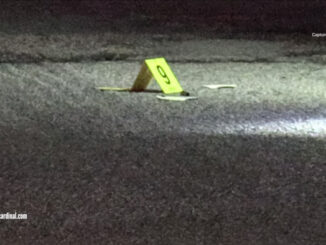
1,0 -> 326,34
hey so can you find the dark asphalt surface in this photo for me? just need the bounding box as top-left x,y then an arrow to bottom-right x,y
1,1 -> 326,244
1,59 -> 326,244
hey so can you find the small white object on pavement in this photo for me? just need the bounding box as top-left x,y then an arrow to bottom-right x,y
203,84 -> 237,89
156,95 -> 198,101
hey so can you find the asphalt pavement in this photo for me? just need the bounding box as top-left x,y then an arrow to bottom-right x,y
0,11 -> 326,245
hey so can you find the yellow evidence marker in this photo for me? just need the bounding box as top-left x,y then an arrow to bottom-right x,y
97,57 -> 185,95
